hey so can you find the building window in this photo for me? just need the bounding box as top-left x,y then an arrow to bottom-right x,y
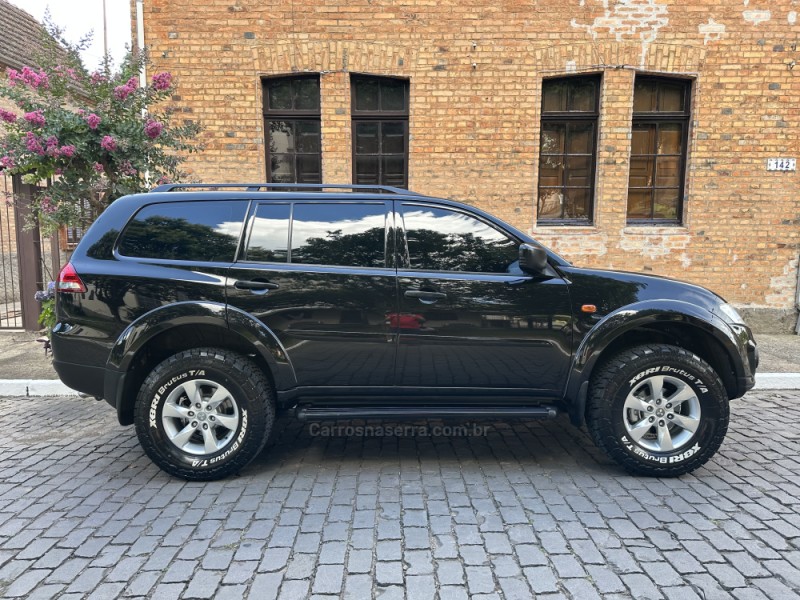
263,75 -> 321,184
627,77 -> 691,223
351,75 -> 409,188
537,75 -> 600,225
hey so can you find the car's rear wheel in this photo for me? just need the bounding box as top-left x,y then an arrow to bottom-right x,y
586,344 -> 729,477
134,347 -> 274,481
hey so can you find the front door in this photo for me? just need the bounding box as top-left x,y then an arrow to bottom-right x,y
227,200 -> 397,388
394,203 -> 573,394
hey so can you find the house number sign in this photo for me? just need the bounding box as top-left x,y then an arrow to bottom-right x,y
767,158 -> 796,171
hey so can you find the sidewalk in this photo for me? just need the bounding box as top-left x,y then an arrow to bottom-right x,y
1,330 -> 799,395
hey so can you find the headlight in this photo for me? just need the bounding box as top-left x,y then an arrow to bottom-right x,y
716,303 -> 746,325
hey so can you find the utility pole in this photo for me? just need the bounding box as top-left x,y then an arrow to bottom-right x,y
102,0 -> 108,59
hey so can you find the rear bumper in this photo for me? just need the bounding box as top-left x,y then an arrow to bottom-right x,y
52,359 -> 105,398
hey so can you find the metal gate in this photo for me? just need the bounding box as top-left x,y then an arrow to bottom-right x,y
0,175 -> 61,330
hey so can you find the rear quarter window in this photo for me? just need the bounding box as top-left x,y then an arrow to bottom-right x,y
117,200 -> 248,262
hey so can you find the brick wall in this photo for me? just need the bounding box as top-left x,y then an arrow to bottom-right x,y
139,0 -> 800,329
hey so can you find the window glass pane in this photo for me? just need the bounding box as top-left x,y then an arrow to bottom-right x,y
627,190 -> 652,219
538,160 -> 563,188
382,122 -> 405,154
291,203 -> 386,267
542,80 -> 566,112
631,125 -> 655,155
246,204 -> 290,262
119,201 -> 247,262
269,154 -> 295,183
567,122 -> 594,154
355,156 -> 379,184
656,157 -> 681,188
267,79 -> 293,110
403,206 -> 518,273
355,122 -> 379,154
381,78 -> 406,111
629,157 -> 654,188
382,157 -> 406,187
540,124 -> 565,155
654,189 -> 679,220
565,188 -> 590,219
566,156 -> 591,187
657,124 -> 682,155
633,80 -> 656,112
294,78 -> 320,110
659,84 -> 685,112
295,121 -> 321,153
537,189 -> 563,220
297,155 -> 321,183
268,121 -> 294,153
569,79 -> 596,112
354,78 -> 380,111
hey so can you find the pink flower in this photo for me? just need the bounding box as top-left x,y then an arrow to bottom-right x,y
85,113 -> 101,129
119,160 -> 137,176
0,156 -> 16,170
59,145 -> 76,158
113,84 -> 132,101
18,66 -> 49,90
6,68 -> 20,86
127,76 -> 138,88
151,72 -> 173,91
93,162 -> 105,173
45,136 -> 60,156
90,71 -> 106,85
101,135 -> 117,152
40,196 -> 57,214
0,109 -> 16,123
54,167 -> 64,175
24,132 -> 44,156
23,110 -> 45,128
144,119 -> 163,139
156,175 -> 172,185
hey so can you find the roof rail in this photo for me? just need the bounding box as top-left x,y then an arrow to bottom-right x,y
150,183 -> 421,195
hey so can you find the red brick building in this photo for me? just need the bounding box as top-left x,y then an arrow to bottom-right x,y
135,0 -> 800,332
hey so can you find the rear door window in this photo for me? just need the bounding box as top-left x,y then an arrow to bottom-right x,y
244,201 -> 389,268
118,201 -> 247,262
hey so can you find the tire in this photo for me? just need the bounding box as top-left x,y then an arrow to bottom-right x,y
134,347 -> 274,481
586,344 -> 729,477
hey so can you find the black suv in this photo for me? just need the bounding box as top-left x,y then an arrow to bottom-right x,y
52,184 -> 758,480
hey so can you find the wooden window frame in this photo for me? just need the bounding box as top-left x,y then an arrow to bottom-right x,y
262,75 -> 322,184
537,75 -> 601,226
351,75 -> 410,189
627,76 -> 692,225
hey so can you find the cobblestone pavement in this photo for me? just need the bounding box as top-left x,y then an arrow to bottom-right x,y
1,392 -> 799,600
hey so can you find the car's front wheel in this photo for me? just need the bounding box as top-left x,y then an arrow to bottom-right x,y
586,344 -> 730,477
134,347 -> 274,481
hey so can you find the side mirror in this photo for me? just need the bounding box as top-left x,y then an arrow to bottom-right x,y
519,243 -> 549,274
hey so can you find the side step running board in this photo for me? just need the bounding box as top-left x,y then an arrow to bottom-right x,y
295,406 -> 559,421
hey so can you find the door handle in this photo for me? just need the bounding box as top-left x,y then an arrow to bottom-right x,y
234,279 -> 280,291
405,290 -> 446,300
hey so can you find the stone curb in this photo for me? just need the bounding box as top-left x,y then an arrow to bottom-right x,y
1,374 -> 799,397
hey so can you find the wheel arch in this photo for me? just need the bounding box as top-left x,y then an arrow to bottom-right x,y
105,302 -> 295,425
566,301 -> 743,426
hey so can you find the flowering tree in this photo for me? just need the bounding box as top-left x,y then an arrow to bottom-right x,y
0,29 -> 201,234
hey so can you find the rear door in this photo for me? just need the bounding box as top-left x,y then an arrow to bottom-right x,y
394,202 -> 573,394
227,199 -> 397,388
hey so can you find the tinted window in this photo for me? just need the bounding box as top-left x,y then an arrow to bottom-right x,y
246,203 -> 291,262
403,206 -> 519,273
291,203 -> 387,268
118,201 -> 247,262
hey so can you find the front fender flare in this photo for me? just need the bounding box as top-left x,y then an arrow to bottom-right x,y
565,299 -> 742,424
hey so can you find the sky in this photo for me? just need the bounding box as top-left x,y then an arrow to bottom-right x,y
6,0 -> 132,70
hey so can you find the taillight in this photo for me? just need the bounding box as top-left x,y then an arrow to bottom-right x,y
57,262 -> 87,293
